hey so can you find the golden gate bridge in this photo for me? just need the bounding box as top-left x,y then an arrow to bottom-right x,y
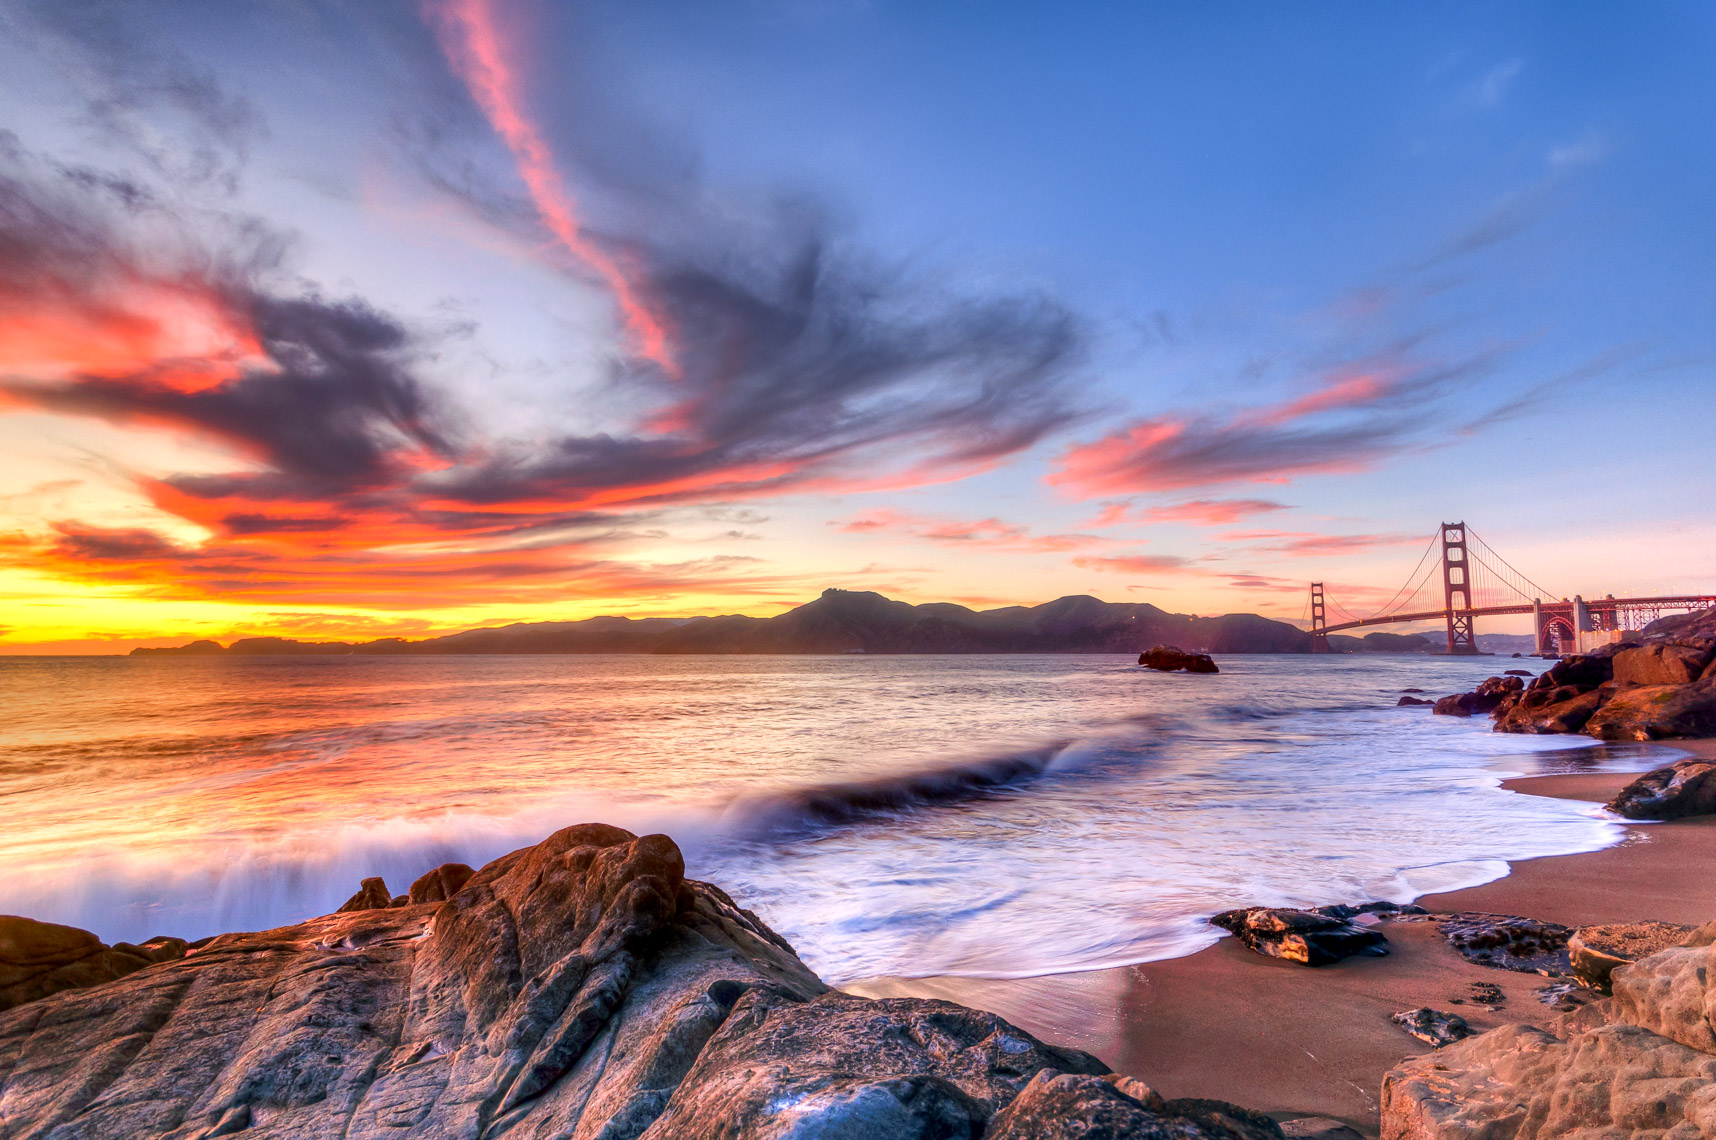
1307,522 -> 1716,656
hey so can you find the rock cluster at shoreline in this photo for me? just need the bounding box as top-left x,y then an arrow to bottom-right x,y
1428,606 -> 1716,741
0,825 -> 1285,1140
1382,920 -> 1716,1140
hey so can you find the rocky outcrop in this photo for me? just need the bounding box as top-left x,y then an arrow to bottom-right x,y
410,862 -> 476,905
1139,645 -> 1220,673
1438,913 -> 1572,976
1568,921 -> 1694,994
1492,687 -> 1602,734
1209,904 -> 1414,966
0,825 -> 1274,1139
0,915 -> 185,1012
1583,676 -> 1716,740
1605,759 -> 1716,820
1612,642 -> 1715,685
1382,920 -> 1716,1140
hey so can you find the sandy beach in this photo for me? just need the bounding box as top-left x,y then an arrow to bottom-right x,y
845,739 -> 1716,1134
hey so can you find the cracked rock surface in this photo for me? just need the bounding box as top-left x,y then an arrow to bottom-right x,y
0,824 -> 1272,1140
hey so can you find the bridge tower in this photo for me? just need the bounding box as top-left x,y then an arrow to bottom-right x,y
1441,521 -> 1478,655
1309,582 -> 1329,653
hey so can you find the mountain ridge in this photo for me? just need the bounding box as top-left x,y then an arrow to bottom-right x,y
129,588 -> 1422,656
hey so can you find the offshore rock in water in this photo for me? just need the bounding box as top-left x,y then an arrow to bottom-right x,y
1604,759 -> 1716,820
0,825 -> 1275,1139
1139,645 -> 1219,673
1432,676 -> 1523,718
1210,904 -> 1406,966
1438,912 -> 1572,976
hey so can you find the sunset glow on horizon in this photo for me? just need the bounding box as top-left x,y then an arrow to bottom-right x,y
1,2 -> 1712,652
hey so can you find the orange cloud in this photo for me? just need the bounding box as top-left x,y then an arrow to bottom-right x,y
834,508 -> 1108,553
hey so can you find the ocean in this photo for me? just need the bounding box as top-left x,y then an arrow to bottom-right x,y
0,653 -> 1676,984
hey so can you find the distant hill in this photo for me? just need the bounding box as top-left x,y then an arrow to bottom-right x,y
134,589 -> 1329,656
1327,631 -> 1437,654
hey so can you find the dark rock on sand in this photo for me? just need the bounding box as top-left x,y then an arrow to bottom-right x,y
1391,1008 -> 1474,1048
1438,912 -> 1572,976
1139,645 -> 1220,673
1583,676 -> 1716,740
1383,920 -> 1716,1140
1210,906 -> 1395,966
1605,759 -> 1716,819
408,861 -> 475,904
335,874 -> 395,912
0,916 -> 186,1012
0,824 -> 1269,1140
1567,920 -> 1694,994
1397,696 -> 1433,706
985,1073 -> 1283,1140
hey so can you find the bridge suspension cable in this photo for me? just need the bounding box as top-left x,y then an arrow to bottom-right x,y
1465,528 -> 1559,607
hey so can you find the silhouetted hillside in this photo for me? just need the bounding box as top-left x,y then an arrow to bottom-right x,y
132,589 -> 1320,656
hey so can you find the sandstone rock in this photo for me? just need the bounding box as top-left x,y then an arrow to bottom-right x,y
1568,921 -> 1694,994
1210,905 -> 1391,966
1391,1007 -> 1474,1048
1609,924 -> 1716,1054
1438,913 -> 1571,976
1585,678 -> 1716,740
1613,642 -> 1715,685
335,874 -> 394,912
1381,1021 -> 1716,1140
0,915 -> 182,1012
1139,645 -> 1220,673
0,824 -> 1253,1140
1493,688 -> 1602,734
408,861 -> 475,904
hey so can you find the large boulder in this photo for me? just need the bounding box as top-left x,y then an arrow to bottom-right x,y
408,861 -> 476,905
1584,676 -> 1716,740
1612,642 -> 1715,685
0,825 -> 1258,1139
985,1072 -> 1283,1140
1493,688 -> 1602,734
1605,759 -> 1716,820
1434,677 -> 1523,718
0,915 -> 184,1012
1529,655 -> 1613,691
1609,920 -> 1716,1054
1139,645 -> 1220,673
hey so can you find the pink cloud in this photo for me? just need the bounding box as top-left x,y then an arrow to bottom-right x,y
834,509 -> 1109,553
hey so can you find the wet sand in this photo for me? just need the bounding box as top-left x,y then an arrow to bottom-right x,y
844,741 -> 1716,1134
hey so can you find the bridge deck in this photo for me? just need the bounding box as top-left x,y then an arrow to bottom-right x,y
1319,595 -> 1716,635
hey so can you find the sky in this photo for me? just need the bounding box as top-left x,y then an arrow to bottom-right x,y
0,0 -> 1712,652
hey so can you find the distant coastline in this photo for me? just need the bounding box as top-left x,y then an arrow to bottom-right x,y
130,587 -> 1516,657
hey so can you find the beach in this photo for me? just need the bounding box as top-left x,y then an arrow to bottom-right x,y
844,739 -> 1716,1133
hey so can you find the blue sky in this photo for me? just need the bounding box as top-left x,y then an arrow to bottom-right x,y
0,1 -> 1711,648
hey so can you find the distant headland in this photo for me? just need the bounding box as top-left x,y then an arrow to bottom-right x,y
131,588 -> 1499,657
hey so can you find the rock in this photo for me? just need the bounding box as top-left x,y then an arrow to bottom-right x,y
1438,913 -> 1572,976
1210,906 -> 1391,966
408,861 -> 475,904
0,915 -> 183,1012
1606,759 -> 1716,819
1434,676 -> 1523,717
335,874 -> 394,912
1568,921 -> 1694,994
1492,688 -> 1602,734
1139,645 -> 1220,673
1382,1021 -> 1716,1140
1609,920 -> 1716,1054
1397,696 -> 1433,706
1503,669 -> 1533,677
1391,1007 -> 1474,1048
1584,677 -> 1716,740
1161,1096 -> 1288,1140
0,824 -> 1275,1140
1529,654 -> 1613,692
1612,642 -> 1715,685
1281,1117 -> 1368,1140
